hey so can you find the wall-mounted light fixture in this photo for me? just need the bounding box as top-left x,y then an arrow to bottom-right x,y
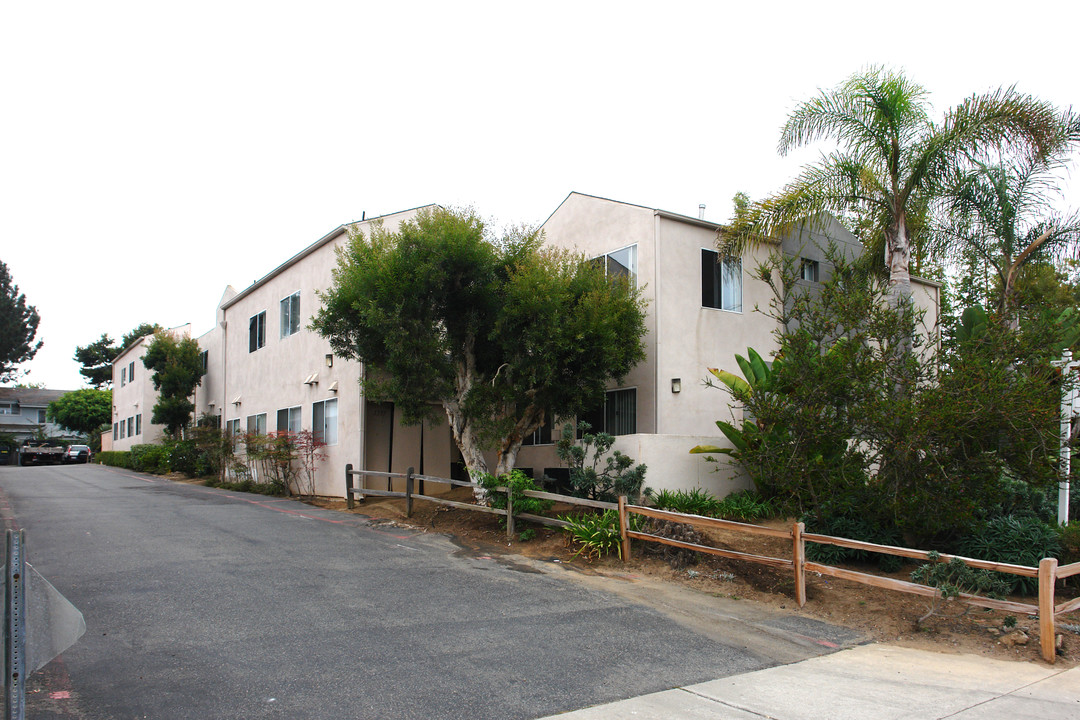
671,378 -> 682,393
325,353 -> 333,368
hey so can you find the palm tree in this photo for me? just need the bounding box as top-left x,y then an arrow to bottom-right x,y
931,146 -> 1080,329
728,67 -> 1067,318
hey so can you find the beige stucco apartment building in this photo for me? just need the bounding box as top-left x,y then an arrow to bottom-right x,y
110,324 -> 192,451
115,192 -> 939,499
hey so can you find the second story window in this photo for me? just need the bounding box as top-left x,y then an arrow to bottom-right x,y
801,258 -> 820,282
249,311 -> 266,353
593,245 -> 637,287
702,249 -> 742,312
121,367 -> 127,386
128,360 -> 135,382
280,292 -> 300,338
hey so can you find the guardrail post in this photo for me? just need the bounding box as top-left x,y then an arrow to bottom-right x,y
5,529 -> 26,720
1039,557 -> 1057,664
618,495 -> 630,562
793,521 -> 806,607
405,467 -> 414,518
345,464 -> 354,509
506,488 -> 515,539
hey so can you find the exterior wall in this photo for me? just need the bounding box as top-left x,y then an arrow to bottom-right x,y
216,207 -> 445,497
110,325 -> 192,451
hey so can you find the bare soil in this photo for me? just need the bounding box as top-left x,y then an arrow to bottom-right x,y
300,486 -> 1080,666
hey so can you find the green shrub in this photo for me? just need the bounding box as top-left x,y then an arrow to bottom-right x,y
983,476 -> 1056,524
556,423 -> 647,503
803,504 -> 904,572
714,490 -> 774,521
1060,522 -> 1080,565
128,444 -> 171,474
95,451 -> 130,468
561,510 -> 624,560
478,470 -> 553,519
960,515 -> 1062,595
910,550 -> 1013,625
652,488 -> 722,516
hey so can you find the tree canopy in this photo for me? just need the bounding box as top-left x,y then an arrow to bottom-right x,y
312,207 -> 647,491
0,259 -> 42,383
47,388 -> 113,436
74,323 -> 164,388
142,331 -> 204,437
727,67 -> 1067,314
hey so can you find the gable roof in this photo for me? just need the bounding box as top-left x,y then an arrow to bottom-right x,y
0,388 -> 71,406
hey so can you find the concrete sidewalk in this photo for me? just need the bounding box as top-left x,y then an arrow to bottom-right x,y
540,644 -> 1080,719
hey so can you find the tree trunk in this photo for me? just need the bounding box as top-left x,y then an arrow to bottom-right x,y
443,342 -> 489,503
885,213 -> 915,357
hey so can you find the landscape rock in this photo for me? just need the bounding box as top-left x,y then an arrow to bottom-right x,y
999,631 -> 1029,647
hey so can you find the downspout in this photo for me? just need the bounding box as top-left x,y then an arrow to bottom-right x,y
357,361 -> 366,476
653,211 -> 661,436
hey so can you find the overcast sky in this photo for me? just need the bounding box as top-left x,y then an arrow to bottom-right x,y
2,1 -> 1078,391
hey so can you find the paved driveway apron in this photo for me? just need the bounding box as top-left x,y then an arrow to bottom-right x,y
2,464 -> 819,719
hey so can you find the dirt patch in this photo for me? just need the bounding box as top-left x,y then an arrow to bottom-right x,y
306,488 -> 1079,666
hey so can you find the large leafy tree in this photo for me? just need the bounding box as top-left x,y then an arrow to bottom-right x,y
0,259 -> 42,383
312,207 -> 647,495
142,331 -> 204,437
728,67 -> 1065,315
47,388 -> 112,436
74,323 -> 163,388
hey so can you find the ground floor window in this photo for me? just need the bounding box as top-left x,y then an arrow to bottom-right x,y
277,406 -> 301,434
312,398 -> 338,445
246,413 -> 267,436
579,388 -> 636,436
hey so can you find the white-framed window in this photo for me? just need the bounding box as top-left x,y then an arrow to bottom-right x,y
249,311 -> 266,353
199,350 -> 208,373
0,403 -> 16,415
276,406 -> 301,434
246,413 -> 267,436
121,367 -> 127,386
580,388 -> 637,436
280,291 -> 301,338
593,244 -> 637,287
128,360 -> 135,382
701,248 -> 742,312
135,414 -> 142,436
801,258 -> 819,283
113,422 -> 119,441
119,420 -> 126,440
226,418 -> 241,452
312,398 -> 338,445
37,409 -> 46,423
127,417 -> 134,437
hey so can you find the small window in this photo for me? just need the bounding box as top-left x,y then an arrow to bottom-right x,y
312,398 -> 338,445
199,350 -> 208,373
277,406 -> 301,434
0,403 -> 16,415
249,311 -> 266,353
121,367 -> 127,386
521,423 -> 553,446
593,245 -> 637,287
280,292 -> 301,338
127,417 -> 134,437
37,409 -> 47,423
119,420 -> 126,440
579,388 -> 637,436
128,361 -> 135,382
113,422 -> 119,441
801,258 -> 819,283
135,414 -> 142,436
246,413 -> 267,436
702,249 -> 742,312
226,418 -> 241,452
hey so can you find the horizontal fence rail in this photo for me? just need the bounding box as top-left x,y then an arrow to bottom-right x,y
345,464 -> 1078,665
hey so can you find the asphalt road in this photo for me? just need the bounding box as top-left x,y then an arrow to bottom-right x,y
0,463 -> 846,719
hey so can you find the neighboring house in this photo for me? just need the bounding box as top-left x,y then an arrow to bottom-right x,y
110,325 -> 192,451
123,192 -> 939,499
0,388 -> 81,462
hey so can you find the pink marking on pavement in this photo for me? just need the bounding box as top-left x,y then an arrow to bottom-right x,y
49,691 -> 71,700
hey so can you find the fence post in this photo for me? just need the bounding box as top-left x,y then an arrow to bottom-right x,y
793,521 -> 806,608
345,463 -> 354,510
405,467 -> 414,518
618,495 -> 630,562
506,488 -> 515,539
1039,557 -> 1058,664
5,529 -> 26,720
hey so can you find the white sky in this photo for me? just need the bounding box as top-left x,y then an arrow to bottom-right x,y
2,1 -> 1078,390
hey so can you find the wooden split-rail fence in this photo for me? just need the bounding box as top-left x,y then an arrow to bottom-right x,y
345,465 -> 1080,664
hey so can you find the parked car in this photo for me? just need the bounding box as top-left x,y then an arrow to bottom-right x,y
63,445 -> 91,464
